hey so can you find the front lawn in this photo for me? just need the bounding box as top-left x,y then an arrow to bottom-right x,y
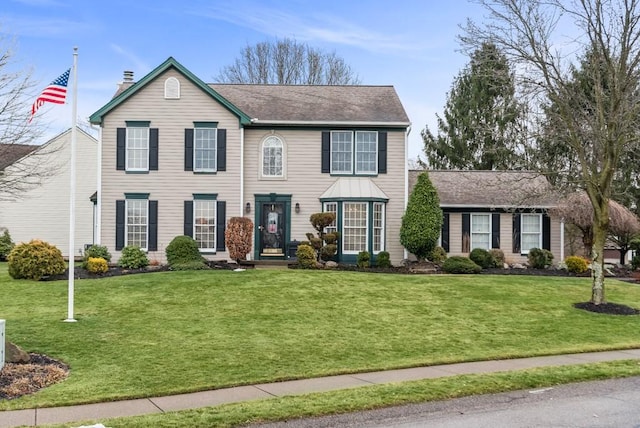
1,263 -> 639,410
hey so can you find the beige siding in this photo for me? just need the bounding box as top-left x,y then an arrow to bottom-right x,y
100,69 -> 241,263
244,128 -> 407,265
0,129 -> 97,257
446,212 -> 564,265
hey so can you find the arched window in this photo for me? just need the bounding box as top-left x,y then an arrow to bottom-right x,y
262,136 -> 284,177
164,77 -> 180,99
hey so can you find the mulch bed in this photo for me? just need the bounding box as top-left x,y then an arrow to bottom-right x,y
573,302 -> 640,315
0,354 -> 69,400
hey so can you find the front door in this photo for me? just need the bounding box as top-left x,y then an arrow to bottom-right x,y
259,202 -> 286,256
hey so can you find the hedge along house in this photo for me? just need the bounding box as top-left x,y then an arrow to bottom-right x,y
89,57 -> 411,265
409,170 -> 566,264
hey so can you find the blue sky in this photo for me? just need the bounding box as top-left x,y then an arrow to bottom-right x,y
2,0 -> 487,161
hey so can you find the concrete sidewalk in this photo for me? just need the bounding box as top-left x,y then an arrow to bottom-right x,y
2,348 -> 640,428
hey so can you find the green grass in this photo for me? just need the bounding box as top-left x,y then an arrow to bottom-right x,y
1,263 -> 640,412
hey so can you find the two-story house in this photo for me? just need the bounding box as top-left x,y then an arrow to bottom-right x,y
89,57 -> 410,265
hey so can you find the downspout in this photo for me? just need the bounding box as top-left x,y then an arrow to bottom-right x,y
560,217 -> 565,262
403,125 -> 411,260
95,125 -> 102,245
240,126 -> 245,217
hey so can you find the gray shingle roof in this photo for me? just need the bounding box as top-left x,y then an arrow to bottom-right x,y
409,170 -> 559,208
0,144 -> 38,171
210,84 -> 410,125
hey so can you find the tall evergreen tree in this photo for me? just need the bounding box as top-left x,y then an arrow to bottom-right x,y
421,42 -> 526,170
400,172 -> 443,261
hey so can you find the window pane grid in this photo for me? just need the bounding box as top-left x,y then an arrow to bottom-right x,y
194,200 -> 216,250
126,199 -> 147,249
126,128 -> 149,170
471,214 -> 490,250
343,202 -> 367,253
331,131 -> 353,173
194,128 -> 217,171
262,136 -> 283,177
373,202 -> 384,253
521,214 -> 542,252
355,131 -> 377,174
324,202 -> 337,235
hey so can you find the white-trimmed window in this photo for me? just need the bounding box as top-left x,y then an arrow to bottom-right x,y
323,202 -> 338,235
355,131 -> 378,174
126,199 -> 148,250
521,213 -> 542,253
372,202 -> 385,253
343,202 -> 368,253
331,131 -> 353,174
164,77 -> 180,99
194,200 -> 216,250
471,214 -> 491,250
262,136 -> 284,177
126,127 -> 149,171
194,128 -> 217,172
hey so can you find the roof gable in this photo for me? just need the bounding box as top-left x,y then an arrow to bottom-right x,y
410,170 -> 559,208
89,57 -> 252,125
0,144 -> 38,170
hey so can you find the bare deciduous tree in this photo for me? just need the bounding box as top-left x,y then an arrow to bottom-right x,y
0,33 -> 55,201
462,0 -> 640,304
216,38 -> 360,85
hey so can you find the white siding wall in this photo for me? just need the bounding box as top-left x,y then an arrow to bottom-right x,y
243,128 -> 407,265
100,69 -> 241,263
0,129 -> 97,258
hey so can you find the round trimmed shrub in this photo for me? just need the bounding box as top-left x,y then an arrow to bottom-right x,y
376,251 -> 391,268
296,244 -> 317,269
469,248 -> 496,269
357,251 -> 370,268
86,257 -> 109,274
8,239 -> 66,280
82,245 -> 111,269
442,256 -> 481,274
428,246 -> 448,265
118,245 -> 149,269
528,248 -> 554,269
489,249 -> 505,267
166,235 -> 203,267
564,255 -> 589,274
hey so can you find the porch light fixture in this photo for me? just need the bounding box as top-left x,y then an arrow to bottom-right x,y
245,202 -> 251,214
295,202 -> 300,214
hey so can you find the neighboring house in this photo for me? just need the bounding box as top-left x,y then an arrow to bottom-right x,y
0,128 -> 98,258
409,170 -> 564,264
89,57 -> 410,265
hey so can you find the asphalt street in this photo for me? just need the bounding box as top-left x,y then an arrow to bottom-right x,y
256,376 -> 640,428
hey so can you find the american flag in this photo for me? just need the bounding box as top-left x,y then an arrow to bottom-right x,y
30,68 -> 70,121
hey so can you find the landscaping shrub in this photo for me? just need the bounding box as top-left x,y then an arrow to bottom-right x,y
7,239 -> 66,280
428,246 -> 448,265
489,249 -> 505,267
86,257 -> 109,274
631,254 -> 640,270
469,248 -> 496,269
82,245 -> 111,269
296,244 -> 317,269
376,251 -> 391,268
564,255 -> 589,274
118,246 -> 149,269
442,256 -> 481,274
0,229 -> 14,261
306,213 -> 340,261
357,251 -> 370,268
165,235 -> 204,267
170,261 -> 210,271
225,217 -> 253,263
527,248 -> 554,269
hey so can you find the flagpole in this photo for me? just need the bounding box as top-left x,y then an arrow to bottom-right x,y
65,47 -> 78,323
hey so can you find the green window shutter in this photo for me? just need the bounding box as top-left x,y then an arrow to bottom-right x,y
149,129 -> 159,171
116,128 -> 126,170
543,214 -> 551,250
184,201 -> 193,237
184,129 -> 193,171
512,213 -> 521,253
217,129 -> 226,171
377,131 -> 387,174
216,201 -> 226,251
441,213 -> 450,252
115,200 -> 125,250
148,200 -> 158,251
462,213 -> 470,253
321,131 -> 330,173
491,213 -> 500,249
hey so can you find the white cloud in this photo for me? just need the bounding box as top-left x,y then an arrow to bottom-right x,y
109,44 -> 151,75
